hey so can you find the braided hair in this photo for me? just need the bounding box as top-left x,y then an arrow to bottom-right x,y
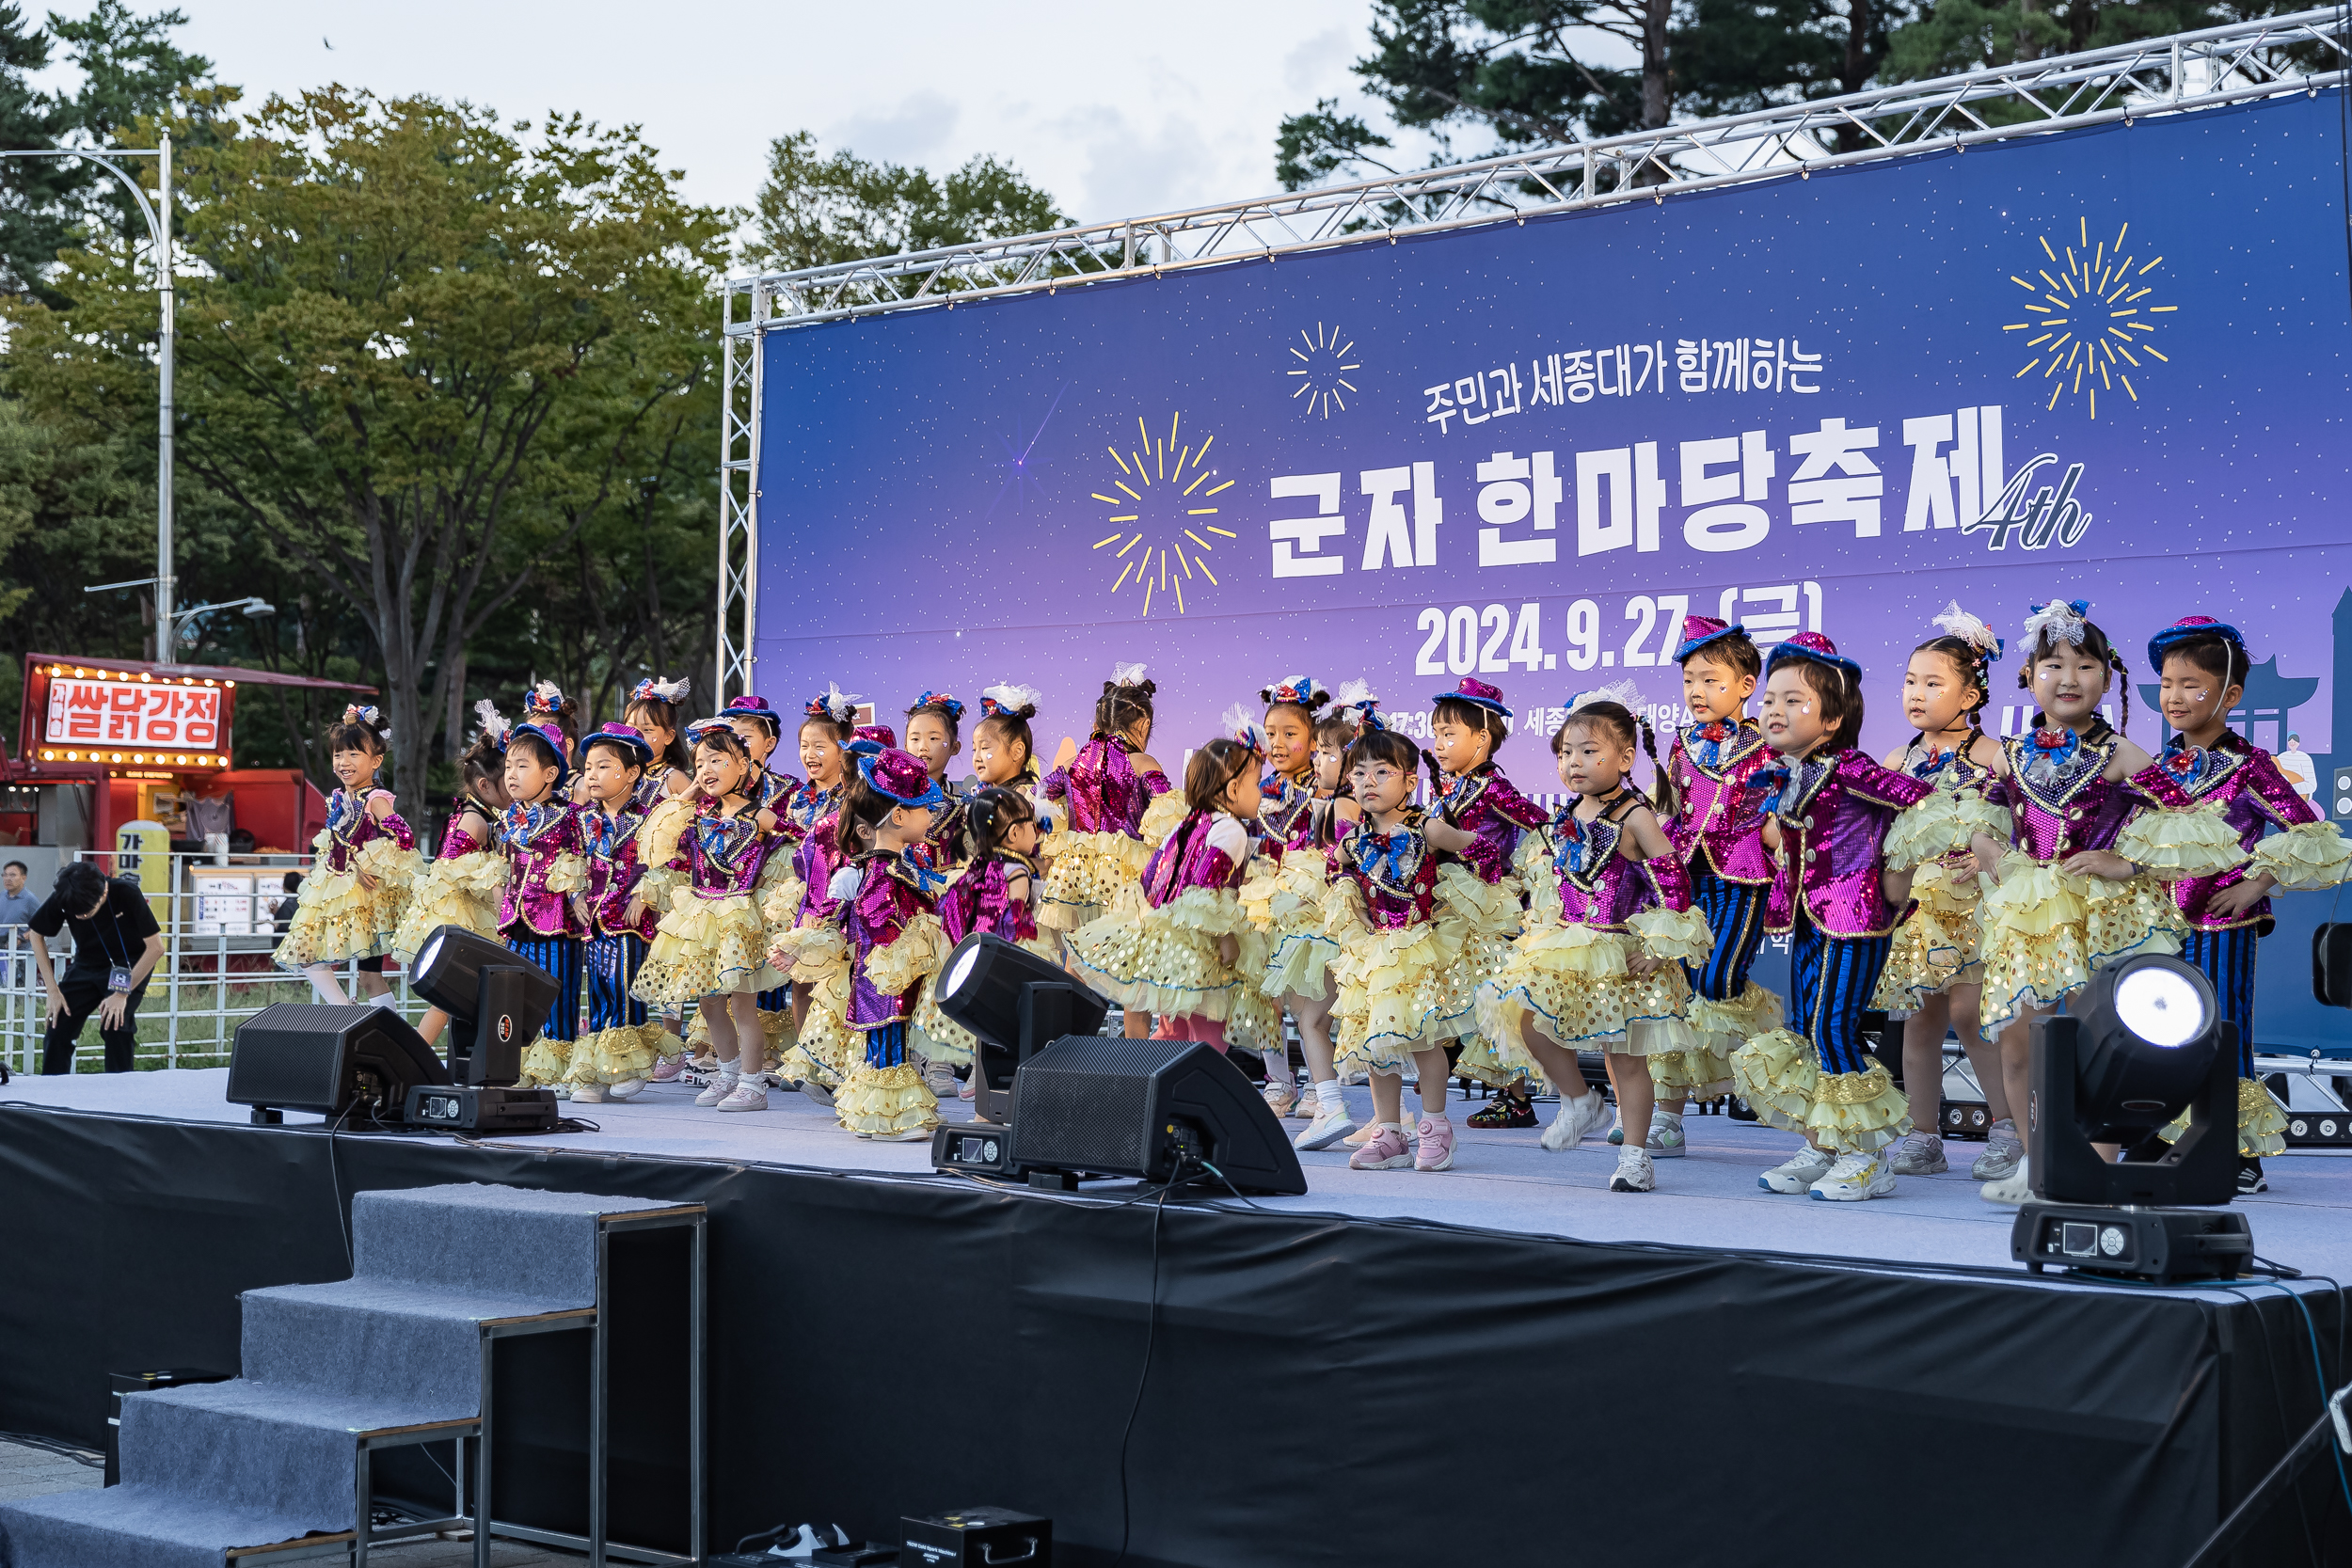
1093,676 -> 1157,744
1556,701 -> 1663,811
2019,616 -> 2130,736
962,784 -> 1036,863
1908,635 -> 1994,750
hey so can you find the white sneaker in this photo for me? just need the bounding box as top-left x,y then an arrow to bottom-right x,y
1645,1112 -> 1688,1160
1972,1123 -> 2025,1180
798,1079 -> 835,1109
1295,1102 -> 1359,1151
1759,1145 -> 1836,1194
607,1077 -> 647,1101
715,1082 -> 770,1112
924,1062 -> 960,1099
694,1078 -> 737,1107
567,1083 -> 608,1104
1262,1083 -> 1298,1118
1811,1149 -> 1897,1201
1887,1132 -> 1947,1175
1541,1088 -> 1611,1151
1981,1155 -> 2033,1206
1610,1148 -> 1656,1192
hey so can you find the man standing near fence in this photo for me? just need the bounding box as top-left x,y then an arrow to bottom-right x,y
27,862 -> 165,1074
0,862 -> 36,987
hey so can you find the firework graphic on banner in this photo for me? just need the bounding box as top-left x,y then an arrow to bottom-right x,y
1286,322 -> 1360,420
2002,218 -> 2179,420
1089,412 -> 1236,619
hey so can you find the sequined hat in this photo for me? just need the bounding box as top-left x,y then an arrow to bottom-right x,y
1432,676 -> 1512,718
1764,630 -> 1862,681
582,721 -> 655,768
854,722 -> 899,751
1673,615 -> 1750,663
2147,614 -> 2246,674
846,738 -> 946,810
723,693 -> 782,736
683,718 -> 733,749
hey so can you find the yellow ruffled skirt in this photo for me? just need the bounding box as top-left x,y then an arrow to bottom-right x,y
389,849 -> 507,962
834,1059 -> 938,1137
1731,1027 -> 1912,1153
569,1021 -> 662,1086
1870,859 -> 1986,1011
1258,854 -> 1340,1003
2160,1076 -> 2290,1159
1429,865 -> 1527,1087
275,839 -> 423,968
1476,920 -> 1702,1069
1978,855 -> 2184,1040
1066,888 -> 1282,1053
1037,830 -> 1150,931
1330,921 -> 1459,1075
632,890 -> 780,1005
1654,983 -> 1781,1100
912,931 -> 1057,1066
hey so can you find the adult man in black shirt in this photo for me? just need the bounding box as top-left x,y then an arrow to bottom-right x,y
28,861 -> 166,1074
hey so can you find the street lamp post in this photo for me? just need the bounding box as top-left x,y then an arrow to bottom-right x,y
4,135 -> 174,647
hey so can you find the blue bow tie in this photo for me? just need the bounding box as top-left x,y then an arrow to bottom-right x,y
897,847 -> 946,895
1357,832 -> 1412,887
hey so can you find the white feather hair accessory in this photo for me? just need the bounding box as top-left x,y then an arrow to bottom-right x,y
471,698 -> 511,744
1221,701 -> 1269,755
2019,597 -> 2091,652
630,674 -> 691,704
1332,677 -> 1375,709
1568,679 -> 1645,715
980,679 -> 1041,718
1930,601 -> 2004,659
1111,661 -> 1149,687
818,682 -> 862,723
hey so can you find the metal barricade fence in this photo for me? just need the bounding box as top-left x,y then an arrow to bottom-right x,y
0,850 -> 422,1076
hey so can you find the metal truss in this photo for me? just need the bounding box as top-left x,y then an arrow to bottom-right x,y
713,9 -> 2349,683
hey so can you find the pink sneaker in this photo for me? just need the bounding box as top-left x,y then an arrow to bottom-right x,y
649,1057 -> 683,1083
1414,1117 -> 1455,1171
715,1082 -> 769,1113
693,1078 -> 735,1107
1348,1124 -> 1414,1170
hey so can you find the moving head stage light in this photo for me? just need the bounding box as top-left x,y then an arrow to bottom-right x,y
2011,954 -> 2251,1284
400,925 -> 563,1131
930,932 -> 1108,1123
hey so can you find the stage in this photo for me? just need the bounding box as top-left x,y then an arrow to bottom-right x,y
1,1068 -> 2346,1566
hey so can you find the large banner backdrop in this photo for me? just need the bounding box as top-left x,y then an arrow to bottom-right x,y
756,90 -> 2352,1048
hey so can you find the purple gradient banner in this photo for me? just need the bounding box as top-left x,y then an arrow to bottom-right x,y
755,91 -> 2352,1047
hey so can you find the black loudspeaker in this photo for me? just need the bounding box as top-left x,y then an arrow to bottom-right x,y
225,1003 -> 452,1124
1007,1036 -> 1308,1195
2314,922 -> 2352,1009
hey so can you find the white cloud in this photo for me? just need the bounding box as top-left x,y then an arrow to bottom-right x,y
824,91 -> 960,168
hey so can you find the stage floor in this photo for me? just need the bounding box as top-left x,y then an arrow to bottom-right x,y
8,1066 -> 2348,1284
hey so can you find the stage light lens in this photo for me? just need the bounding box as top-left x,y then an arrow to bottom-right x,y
942,944 -> 980,1000
2115,965 -> 2209,1047
417,929 -> 446,977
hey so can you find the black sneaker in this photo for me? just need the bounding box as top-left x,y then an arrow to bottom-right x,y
1468,1086 -> 1536,1130
2237,1159 -> 2268,1196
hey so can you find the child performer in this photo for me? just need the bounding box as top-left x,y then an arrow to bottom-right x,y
390,703 -> 513,1046
1644,617 -> 1782,1160
1967,598 -> 2182,1203
970,682 -> 1046,803
633,721 -> 787,1110
500,685 -> 590,1090
570,722 -> 662,1103
1325,723 -> 1483,1172
1265,687 -> 1367,1148
721,693 -> 800,1069
1478,684 -> 1713,1193
277,705 -> 421,1006
1870,604 -> 2014,1180
1731,634 -> 1931,1201
1248,675 -> 1332,1117
2127,616 -> 2352,1191
769,702 -> 876,1102
1039,664 -> 1171,937
905,690 -> 965,798
1068,708 -> 1281,1058
823,741 -> 954,1140
922,784 -> 1054,1117
624,676 -> 696,805
1422,678 -> 1549,1110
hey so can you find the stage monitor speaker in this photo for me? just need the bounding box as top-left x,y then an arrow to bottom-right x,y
1007,1035 -> 1307,1195
225,1002 -> 452,1124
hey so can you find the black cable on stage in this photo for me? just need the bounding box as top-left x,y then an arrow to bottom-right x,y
1109,1175 -> 1175,1568
0,1430 -> 103,1469
2239,1285 -> 2325,1560
325,1103 -> 356,1274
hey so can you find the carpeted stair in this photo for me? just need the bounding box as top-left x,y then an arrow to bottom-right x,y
0,1183 -> 677,1568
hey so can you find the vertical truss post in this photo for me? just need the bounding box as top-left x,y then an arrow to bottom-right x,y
715,282 -> 765,702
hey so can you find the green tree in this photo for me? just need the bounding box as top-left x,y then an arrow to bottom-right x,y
0,4 -> 77,299
48,2 -> 218,247
753,129 -> 1068,276
7,87 -> 730,822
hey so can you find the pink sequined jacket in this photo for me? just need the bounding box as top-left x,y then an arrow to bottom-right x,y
1041,738 -> 1171,834
322,788 -> 415,873
1328,813 -> 1442,929
1431,765 -> 1549,885
580,800 -> 660,942
939,850 -> 1041,946
792,812 -> 847,926
659,803 -> 785,901
1664,720 -> 1774,885
1995,726 -> 2142,863
1759,749 -> 1932,939
1139,811 -> 1253,906
2130,735 -> 2323,933
841,849 -> 945,1029
1537,794 -> 1696,931
500,800 -> 585,939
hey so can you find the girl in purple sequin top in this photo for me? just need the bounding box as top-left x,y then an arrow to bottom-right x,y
1038,668 -> 1173,963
